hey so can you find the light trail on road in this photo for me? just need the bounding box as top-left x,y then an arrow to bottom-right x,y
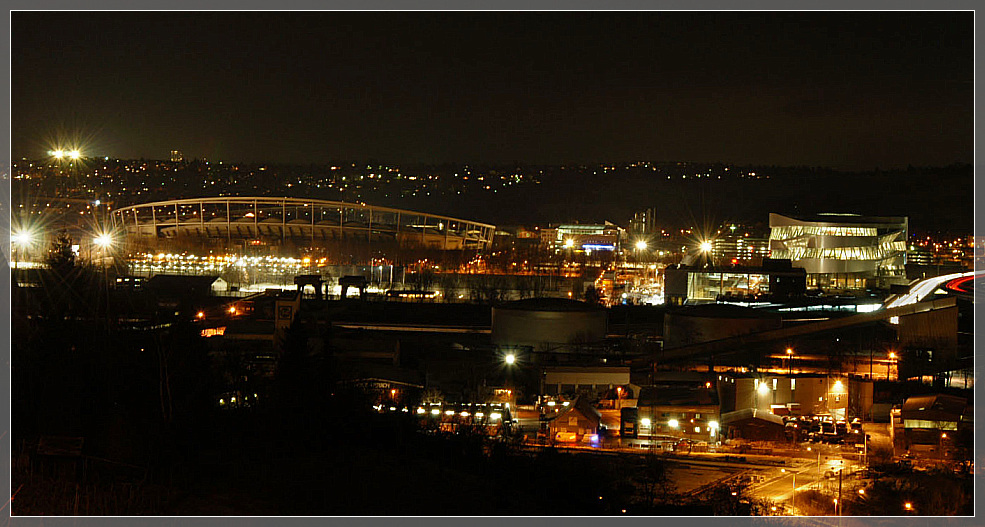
883,269 -> 980,310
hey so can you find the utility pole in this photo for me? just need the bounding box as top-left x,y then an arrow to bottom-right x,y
837,468 -> 843,516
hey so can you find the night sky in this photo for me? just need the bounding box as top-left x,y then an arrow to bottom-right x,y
12,12 -> 973,169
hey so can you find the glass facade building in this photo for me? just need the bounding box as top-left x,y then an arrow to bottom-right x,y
769,213 -> 907,290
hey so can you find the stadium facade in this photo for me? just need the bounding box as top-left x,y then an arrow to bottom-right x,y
111,197 -> 495,259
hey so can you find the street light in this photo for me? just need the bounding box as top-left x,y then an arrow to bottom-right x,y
786,347 -> 794,374
505,353 -> 516,365
782,468 -> 797,514
11,230 -> 33,269
635,240 -> 647,251
699,241 -> 713,252
807,446 -> 821,489
94,234 -> 113,248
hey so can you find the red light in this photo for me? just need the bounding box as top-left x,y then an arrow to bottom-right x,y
945,275 -> 974,294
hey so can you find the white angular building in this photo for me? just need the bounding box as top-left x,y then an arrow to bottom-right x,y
769,213 -> 907,290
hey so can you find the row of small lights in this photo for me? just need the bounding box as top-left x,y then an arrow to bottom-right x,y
638,417 -> 719,432
372,405 -> 505,421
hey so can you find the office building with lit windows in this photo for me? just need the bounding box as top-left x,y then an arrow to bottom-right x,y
710,235 -> 770,265
768,213 -> 907,290
547,222 -> 623,252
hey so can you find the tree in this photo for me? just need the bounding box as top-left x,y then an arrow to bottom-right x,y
635,453 -> 676,509
46,229 -> 77,277
420,387 -> 445,405
584,285 -> 601,305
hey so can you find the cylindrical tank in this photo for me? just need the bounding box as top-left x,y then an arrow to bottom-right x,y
491,298 -> 607,350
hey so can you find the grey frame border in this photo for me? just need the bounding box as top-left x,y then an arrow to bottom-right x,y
3,3 -> 981,527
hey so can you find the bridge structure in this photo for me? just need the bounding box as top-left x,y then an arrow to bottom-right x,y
644,297 -> 960,367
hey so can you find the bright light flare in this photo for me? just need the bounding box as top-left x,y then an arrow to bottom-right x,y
505,353 -> 516,365
668,419 -> 679,429
699,241 -> 713,252
11,231 -> 32,246
94,234 -> 114,248
69,150 -> 81,160
51,149 -> 64,159
635,240 -> 647,250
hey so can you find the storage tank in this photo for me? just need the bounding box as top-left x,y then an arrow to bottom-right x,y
491,298 -> 607,350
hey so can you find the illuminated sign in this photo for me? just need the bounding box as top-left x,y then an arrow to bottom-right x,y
201,326 -> 227,338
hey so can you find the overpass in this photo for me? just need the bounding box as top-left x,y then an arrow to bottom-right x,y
883,269 -> 981,309
647,297 -> 958,365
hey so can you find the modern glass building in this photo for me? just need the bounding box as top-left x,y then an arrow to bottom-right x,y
769,213 -> 907,290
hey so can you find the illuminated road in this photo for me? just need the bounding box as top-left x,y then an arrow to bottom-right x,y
747,450 -> 859,515
883,269 -> 981,309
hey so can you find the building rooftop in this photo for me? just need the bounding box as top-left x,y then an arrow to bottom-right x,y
667,303 -> 782,320
496,297 -> 602,312
770,212 -> 907,227
901,393 -> 968,421
637,384 -> 720,407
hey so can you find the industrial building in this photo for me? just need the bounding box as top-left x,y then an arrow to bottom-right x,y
491,298 -> 607,353
541,222 -> 623,253
663,259 -> 806,305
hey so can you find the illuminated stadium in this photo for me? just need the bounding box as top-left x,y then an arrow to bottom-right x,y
111,197 -> 496,260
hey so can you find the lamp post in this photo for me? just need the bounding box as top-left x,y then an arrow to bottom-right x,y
807,446 -> 821,490
888,352 -> 898,381
11,231 -> 32,270
504,352 -> 517,409
786,347 -> 794,375
94,233 -> 114,270
634,240 -> 647,263
781,468 -> 797,515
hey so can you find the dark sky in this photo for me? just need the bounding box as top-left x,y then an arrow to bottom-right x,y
12,12 -> 973,169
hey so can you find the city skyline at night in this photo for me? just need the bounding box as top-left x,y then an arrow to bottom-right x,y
8,9 -> 977,519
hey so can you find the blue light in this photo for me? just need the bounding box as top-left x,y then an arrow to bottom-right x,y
582,244 -> 615,251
